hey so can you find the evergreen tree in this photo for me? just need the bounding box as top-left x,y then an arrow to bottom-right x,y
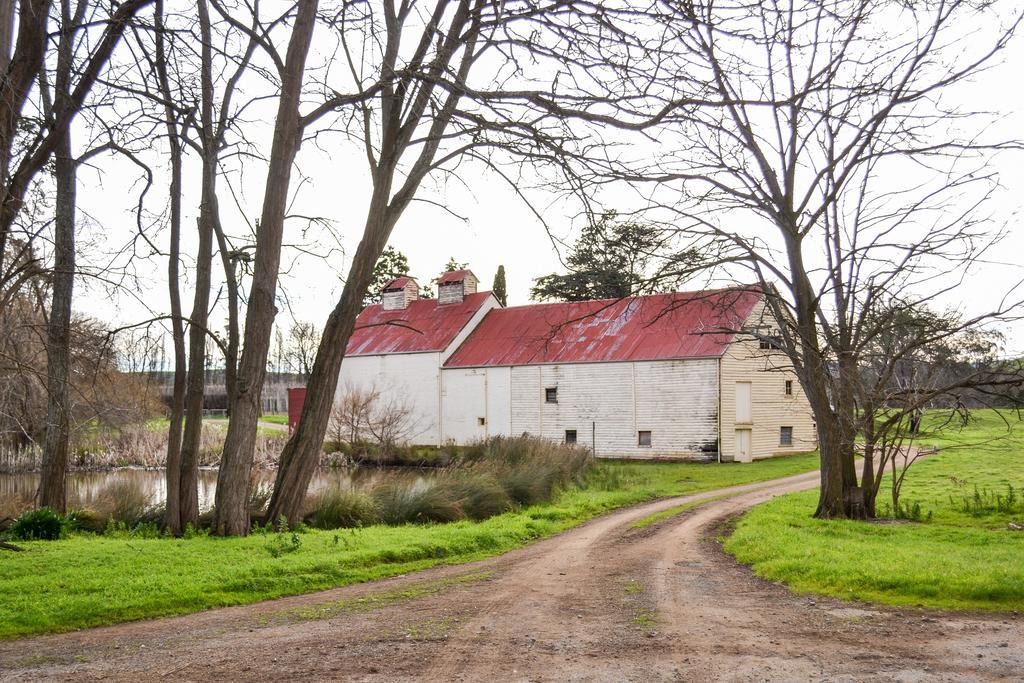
492,265 -> 507,306
365,247 -> 411,306
530,211 -> 700,302
444,257 -> 468,272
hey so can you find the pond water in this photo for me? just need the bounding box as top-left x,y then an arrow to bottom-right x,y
0,467 -> 431,511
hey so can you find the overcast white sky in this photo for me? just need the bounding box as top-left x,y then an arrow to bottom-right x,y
69,8 -> 1024,357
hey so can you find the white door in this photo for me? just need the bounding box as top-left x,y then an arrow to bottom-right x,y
735,428 -> 752,462
735,382 -> 752,423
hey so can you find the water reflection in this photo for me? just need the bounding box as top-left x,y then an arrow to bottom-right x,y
0,467 -> 428,511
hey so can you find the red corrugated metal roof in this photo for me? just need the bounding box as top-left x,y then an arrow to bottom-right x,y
437,269 -> 477,285
347,291 -> 493,355
444,288 -> 761,367
382,276 -> 413,291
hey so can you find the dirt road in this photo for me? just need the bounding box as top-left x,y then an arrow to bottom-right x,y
3,471 -> 1022,681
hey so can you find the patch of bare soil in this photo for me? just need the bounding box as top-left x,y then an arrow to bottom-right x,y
2,471 -> 1022,682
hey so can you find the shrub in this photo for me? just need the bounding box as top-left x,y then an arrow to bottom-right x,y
68,507 -> 107,533
10,507 -> 66,541
373,481 -> 463,525
951,483 -> 1024,517
304,487 -> 378,529
894,500 -> 932,522
265,530 -> 302,558
322,440 -> 347,455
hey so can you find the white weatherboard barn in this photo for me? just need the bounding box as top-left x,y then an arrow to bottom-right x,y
337,271 -> 816,462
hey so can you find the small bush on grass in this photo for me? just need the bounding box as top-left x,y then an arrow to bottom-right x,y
264,529 -> 303,558
304,487 -> 378,529
894,500 -> 932,522
952,483 -> 1024,517
10,507 -> 67,541
68,507 -> 107,533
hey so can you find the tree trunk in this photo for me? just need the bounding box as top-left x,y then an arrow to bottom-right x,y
36,125 -> 74,513
265,0 -> 485,524
781,230 -> 862,518
154,0 -> 187,535
265,206 -> 393,526
177,0 -> 219,530
178,211 -> 213,528
813,412 -> 848,518
212,0 -> 318,536
36,0 -> 77,513
860,413 -> 877,518
212,213 -> 238,407
0,0 -> 15,73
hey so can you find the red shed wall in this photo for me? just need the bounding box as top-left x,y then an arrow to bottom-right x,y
287,387 -> 307,434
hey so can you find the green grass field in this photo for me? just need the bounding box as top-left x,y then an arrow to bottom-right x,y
0,453 -> 817,640
147,416 -> 284,438
725,410 -> 1024,612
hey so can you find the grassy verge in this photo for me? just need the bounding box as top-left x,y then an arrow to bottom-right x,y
725,410 -> 1024,612
630,491 -> 740,529
260,415 -> 289,426
0,452 -> 817,639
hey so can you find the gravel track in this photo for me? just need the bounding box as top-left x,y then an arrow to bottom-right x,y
2,469 -> 1021,682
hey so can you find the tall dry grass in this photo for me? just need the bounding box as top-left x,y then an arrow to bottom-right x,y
71,480 -> 158,532
304,436 -> 593,529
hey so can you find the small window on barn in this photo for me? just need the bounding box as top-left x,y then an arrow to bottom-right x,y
785,380 -> 793,396
638,430 -> 652,447
478,417 -> 486,426
780,426 -> 793,446
565,430 -> 577,445
545,387 -> 558,403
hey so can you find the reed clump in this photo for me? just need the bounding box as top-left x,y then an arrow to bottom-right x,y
302,435 -> 593,529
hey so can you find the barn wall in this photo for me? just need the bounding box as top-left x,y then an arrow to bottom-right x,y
337,352 -> 442,445
439,366 -> 512,443
719,303 -> 817,462
509,359 -> 719,459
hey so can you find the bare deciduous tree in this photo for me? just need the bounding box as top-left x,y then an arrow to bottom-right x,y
284,322 -> 320,380
328,386 -> 379,449
34,0 -> 156,510
265,0 -> 595,528
592,0 -> 1024,517
212,0 -> 320,536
